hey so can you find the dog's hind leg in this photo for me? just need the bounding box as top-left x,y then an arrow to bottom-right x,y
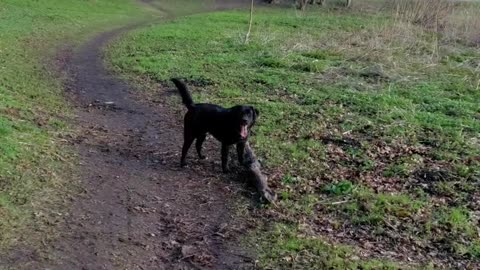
195,133 -> 207,160
181,133 -> 195,167
221,143 -> 230,173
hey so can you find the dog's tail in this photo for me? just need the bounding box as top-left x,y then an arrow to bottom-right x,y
171,78 -> 194,110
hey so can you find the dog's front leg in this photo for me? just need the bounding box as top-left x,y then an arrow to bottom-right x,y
221,143 -> 230,173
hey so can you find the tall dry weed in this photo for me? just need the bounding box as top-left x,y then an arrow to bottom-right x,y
444,4 -> 480,46
388,0 -> 454,29
386,0 -> 480,47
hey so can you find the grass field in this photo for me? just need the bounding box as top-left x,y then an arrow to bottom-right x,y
0,0 -> 160,251
108,2 -> 480,268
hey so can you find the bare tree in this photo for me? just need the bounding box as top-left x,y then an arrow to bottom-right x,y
245,0 -> 254,44
297,0 -> 308,10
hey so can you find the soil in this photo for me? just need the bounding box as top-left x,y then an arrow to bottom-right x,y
1,1 -> 260,269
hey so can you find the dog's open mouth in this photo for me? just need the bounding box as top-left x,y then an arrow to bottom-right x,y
240,124 -> 248,139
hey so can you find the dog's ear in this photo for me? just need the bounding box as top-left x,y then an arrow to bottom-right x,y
251,106 -> 259,118
250,106 -> 259,126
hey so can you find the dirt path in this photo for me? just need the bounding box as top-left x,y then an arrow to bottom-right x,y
3,2 -> 257,269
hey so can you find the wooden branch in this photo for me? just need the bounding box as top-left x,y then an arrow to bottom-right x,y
242,142 -> 277,204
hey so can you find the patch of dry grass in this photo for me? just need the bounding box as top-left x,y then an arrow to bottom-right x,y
387,0 -> 480,47
444,3 -> 480,46
389,0 -> 453,28
289,0 -> 480,85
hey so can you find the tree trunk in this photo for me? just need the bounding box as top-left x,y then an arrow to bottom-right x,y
346,0 -> 352,7
244,0 -> 254,44
297,0 -> 307,10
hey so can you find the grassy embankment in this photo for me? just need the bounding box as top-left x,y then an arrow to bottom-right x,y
107,0 -> 479,268
0,0 -> 164,252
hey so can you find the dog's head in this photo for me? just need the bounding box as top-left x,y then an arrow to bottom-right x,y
231,105 -> 259,140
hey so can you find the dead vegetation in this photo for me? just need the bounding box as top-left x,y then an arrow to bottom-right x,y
389,0 -> 453,29
389,0 -> 479,47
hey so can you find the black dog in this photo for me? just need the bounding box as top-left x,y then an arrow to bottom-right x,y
171,78 -> 259,172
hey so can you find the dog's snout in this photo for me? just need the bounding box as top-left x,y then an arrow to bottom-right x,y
240,119 -> 249,125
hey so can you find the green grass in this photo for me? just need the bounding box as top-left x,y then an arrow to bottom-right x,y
0,0 -> 162,251
254,223 -> 408,270
107,4 -> 480,269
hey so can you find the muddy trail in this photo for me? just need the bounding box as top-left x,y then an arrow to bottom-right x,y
2,1 -> 259,269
